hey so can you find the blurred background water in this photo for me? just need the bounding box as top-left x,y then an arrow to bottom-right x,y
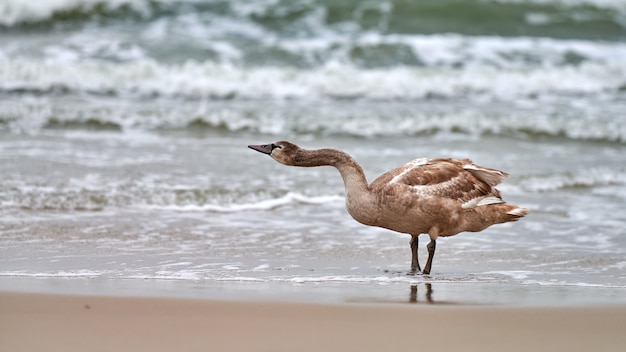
1,0 -> 625,298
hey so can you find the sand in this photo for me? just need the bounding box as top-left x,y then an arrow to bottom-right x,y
1,292 -> 625,352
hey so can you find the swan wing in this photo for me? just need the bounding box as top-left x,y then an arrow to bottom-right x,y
371,158 -> 507,208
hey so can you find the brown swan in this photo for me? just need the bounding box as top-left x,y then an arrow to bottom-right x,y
248,141 -> 528,274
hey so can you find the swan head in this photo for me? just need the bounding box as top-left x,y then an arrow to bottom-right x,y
248,141 -> 299,166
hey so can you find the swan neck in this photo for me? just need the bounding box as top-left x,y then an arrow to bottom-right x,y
295,147 -> 376,226
297,148 -> 368,189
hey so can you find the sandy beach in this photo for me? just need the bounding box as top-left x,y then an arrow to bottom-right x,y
2,291 -> 625,352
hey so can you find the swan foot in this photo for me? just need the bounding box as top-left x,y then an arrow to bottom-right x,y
406,269 -> 422,276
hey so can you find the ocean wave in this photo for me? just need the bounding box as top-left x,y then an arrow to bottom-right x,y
1,98 -> 625,143
146,192 -> 344,212
3,167 -> 624,212
2,0 -> 624,35
0,175 -> 343,211
2,47 -> 624,100
4,9 -> 625,69
520,167 -> 626,192
192,108 -> 626,143
268,33 -> 626,69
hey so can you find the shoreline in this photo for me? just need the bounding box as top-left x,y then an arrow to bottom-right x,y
2,291 -> 626,352
1,276 -> 625,307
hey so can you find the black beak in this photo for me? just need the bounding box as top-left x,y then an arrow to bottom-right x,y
248,144 -> 273,155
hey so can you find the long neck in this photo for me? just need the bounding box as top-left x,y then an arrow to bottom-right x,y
295,148 -> 369,193
295,148 -> 376,225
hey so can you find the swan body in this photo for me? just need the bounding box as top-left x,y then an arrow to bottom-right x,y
248,141 -> 528,274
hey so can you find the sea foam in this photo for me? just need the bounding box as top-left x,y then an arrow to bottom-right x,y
521,167 -> 626,192
145,193 -> 344,213
2,53 -> 624,100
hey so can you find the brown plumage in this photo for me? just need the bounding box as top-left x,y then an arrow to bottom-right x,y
248,141 -> 528,274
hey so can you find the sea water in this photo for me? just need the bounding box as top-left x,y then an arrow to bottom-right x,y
1,0 -> 625,304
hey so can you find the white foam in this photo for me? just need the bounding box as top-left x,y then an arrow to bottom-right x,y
274,31 -> 626,77
522,167 -> 626,192
252,264 -> 270,272
159,261 -> 193,268
146,192 -> 344,213
0,165 -> 345,212
3,93 -> 624,142
0,270 -> 105,278
1,270 -> 624,289
482,270 -> 533,280
2,34 -> 626,101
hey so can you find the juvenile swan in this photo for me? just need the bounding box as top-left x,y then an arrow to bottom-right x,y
248,141 -> 528,274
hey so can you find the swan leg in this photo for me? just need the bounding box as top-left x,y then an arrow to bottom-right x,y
423,239 -> 436,275
410,236 -> 421,273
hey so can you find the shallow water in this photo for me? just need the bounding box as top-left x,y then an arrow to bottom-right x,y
1,0 -> 625,303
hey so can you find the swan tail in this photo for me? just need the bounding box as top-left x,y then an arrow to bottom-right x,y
505,205 -> 529,221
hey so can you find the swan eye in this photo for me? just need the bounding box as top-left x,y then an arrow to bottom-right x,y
271,144 -> 283,150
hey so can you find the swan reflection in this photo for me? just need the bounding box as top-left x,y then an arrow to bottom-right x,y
348,282 -> 461,305
409,283 -> 433,304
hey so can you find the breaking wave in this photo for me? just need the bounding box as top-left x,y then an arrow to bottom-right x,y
2,99 -> 625,143
0,174 -> 343,211
3,166 -> 624,212
2,50 -> 624,100
521,167 -> 626,192
2,0 -> 624,34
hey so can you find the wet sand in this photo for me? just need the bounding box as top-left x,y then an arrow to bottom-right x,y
1,291 -> 625,352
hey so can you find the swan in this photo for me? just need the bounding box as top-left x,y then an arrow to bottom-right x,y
248,141 -> 528,274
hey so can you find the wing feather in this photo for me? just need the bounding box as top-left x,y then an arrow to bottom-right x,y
370,158 -> 504,207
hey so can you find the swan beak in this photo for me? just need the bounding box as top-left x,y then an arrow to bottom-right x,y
248,144 -> 273,155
